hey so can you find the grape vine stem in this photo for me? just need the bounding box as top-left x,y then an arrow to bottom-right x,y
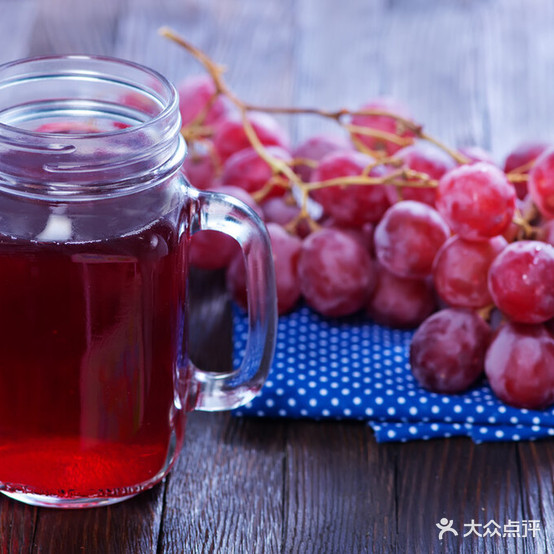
159,27 -> 523,233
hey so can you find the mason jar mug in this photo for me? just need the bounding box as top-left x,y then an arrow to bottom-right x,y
0,56 -> 277,508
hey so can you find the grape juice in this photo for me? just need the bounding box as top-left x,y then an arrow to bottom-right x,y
0,218 -> 188,499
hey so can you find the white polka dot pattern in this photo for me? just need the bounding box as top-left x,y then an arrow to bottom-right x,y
232,305 -> 554,443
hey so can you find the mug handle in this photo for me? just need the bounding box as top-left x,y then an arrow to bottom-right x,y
187,184 -> 277,411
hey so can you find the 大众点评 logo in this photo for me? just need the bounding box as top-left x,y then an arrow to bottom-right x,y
436,518 -> 540,539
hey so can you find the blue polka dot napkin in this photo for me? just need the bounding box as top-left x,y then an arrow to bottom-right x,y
232,305 -> 554,443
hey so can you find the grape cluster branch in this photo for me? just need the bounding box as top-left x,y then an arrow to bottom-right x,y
160,27 -> 535,235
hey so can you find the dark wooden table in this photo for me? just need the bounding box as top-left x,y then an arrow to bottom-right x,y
1,1 -> 554,552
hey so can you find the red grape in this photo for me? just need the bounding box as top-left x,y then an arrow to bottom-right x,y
210,185 -> 263,217
433,235 -> 507,308
387,141 -> 456,206
410,308 -> 491,393
310,150 -> 390,226
504,140 -> 550,173
176,74 -> 230,127
436,162 -> 516,241
189,185 -> 262,270
221,145 -> 292,198
367,264 -> 436,328
227,223 -> 302,315
183,143 -> 218,190
213,112 -> 290,162
488,240 -> 554,324
374,200 -> 450,279
323,220 -> 375,255
458,145 -> 496,165
261,196 -> 312,238
485,322 -> 554,410
261,196 -> 301,225
350,98 -> 415,156
292,133 -> 351,182
298,228 -> 376,317
189,231 -> 238,270
528,147 -> 554,218
119,90 -> 160,116
504,140 -> 550,199
541,219 -> 554,246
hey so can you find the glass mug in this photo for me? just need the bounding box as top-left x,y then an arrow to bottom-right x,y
0,56 -> 277,508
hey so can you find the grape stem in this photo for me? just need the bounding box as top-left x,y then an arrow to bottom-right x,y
506,173 -> 528,183
344,124 -> 414,147
159,27 -> 490,230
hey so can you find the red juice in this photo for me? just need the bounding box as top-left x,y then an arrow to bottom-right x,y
0,218 -> 188,498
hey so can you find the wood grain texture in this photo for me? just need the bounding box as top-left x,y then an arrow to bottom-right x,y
150,3 -> 295,550
481,0 -> 554,159
31,485 -> 165,554
159,413 -> 285,554
27,0 -> 126,56
292,0 -> 388,141
379,0 -> 491,151
188,269 -> 234,374
396,439 -> 528,553
0,0 -> 39,63
283,422 -> 396,554
114,0 -> 296,125
518,443 -> 554,553
0,499 -> 37,554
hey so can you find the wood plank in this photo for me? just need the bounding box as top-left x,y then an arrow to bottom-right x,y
0,498 -> 37,554
27,278 -> 235,552
395,439 -> 526,553
113,0 -> 219,86
292,0 -> 388,141
481,0 -> 554,159
188,269 -> 234,374
27,0 -> 127,56
158,269 -> 285,553
158,413 -> 286,554
31,485 -> 165,554
380,0 -> 491,151
0,0 -> 39,62
283,422 -> 396,553
517,442 -> 554,553
114,0 -> 297,134
283,4 -> 398,551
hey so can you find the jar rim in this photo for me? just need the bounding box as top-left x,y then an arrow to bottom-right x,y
0,54 -> 178,139
0,54 -> 185,199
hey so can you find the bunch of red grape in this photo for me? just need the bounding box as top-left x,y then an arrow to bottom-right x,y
177,73 -> 554,412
